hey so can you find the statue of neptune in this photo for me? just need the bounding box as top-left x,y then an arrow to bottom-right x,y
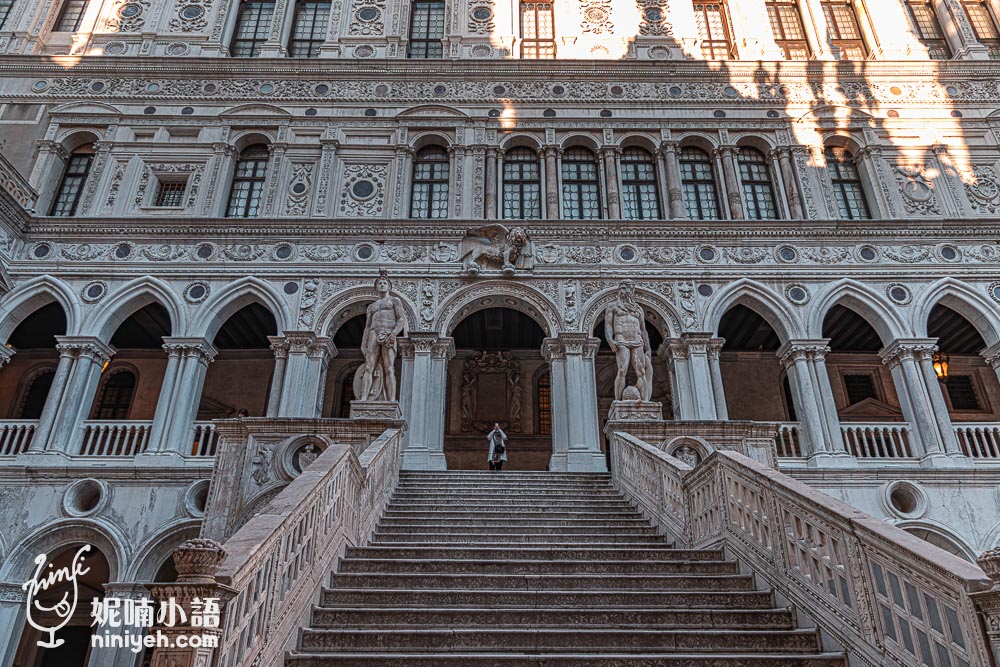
604,279 -> 653,402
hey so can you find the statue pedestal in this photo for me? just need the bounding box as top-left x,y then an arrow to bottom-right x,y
350,400 -> 403,420
607,400 -> 663,421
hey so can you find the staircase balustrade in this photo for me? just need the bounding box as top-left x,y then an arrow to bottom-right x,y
776,422 -> 802,457
610,430 -> 994,667
955,423 -> 1000,459
0,420 -> 36,455
146,427 -> 402,667
79,420 -> 152,456
189,421 -> 220,457
840,422 -> 913,458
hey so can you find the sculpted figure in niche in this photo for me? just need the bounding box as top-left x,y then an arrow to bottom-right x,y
356,270 -> 407,402
605,279 -> 653,402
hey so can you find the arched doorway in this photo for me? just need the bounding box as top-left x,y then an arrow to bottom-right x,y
445,307 -> 549,470
12,545 -> 110,667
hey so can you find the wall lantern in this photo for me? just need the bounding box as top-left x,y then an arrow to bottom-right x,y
933,352 -> 950,381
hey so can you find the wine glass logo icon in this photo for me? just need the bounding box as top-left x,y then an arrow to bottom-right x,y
22,545 -> 92,648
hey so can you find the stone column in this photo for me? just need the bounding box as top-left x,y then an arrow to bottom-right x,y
983,343 -> 1000,386
774,148 -> 804,219
484,146 -> 498,219
261,142 -> 287,217
662,333 -> 726,421
0,583 -> 25,667
271,332 -> 336,418
202,142 -> 238,216
777,339 -> 854,465
601,147 -> 622,219
543,335 -> 605,473
265,337 -> 289,417
716,145 -> 744,220
88,583 -> 155,667
147,338 -> 217,455
879,339 -> 967,466
399,334 -> 453,470
798,0 -> 840,58
543,146 -> 560,219
28,140 -> 68,214
31,336 -> 115,454
659,142 -> 686,219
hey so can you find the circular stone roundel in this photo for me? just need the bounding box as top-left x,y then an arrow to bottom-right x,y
181,4 -> 205,18
352,180 -> 375,199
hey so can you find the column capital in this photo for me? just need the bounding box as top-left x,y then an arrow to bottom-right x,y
541,334 -> 600,361
776,338 -> 832,367
0,582 -> 25,603
54,335 -> 116,364
982,342 -> 1000,369
0,344 -> 13,368
399,333 -> 455,360
879,338 -> 939,367
268,335 -> 289,359
280,331 -> 336,359
37,140 -> 69,160
162,336 -> 218,363
658,140 -> 680,156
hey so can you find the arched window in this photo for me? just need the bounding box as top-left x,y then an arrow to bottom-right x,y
408,0 -> 445,57
766,0 -> 811,59
226,144 -> 269,218
561,147 -> 601,219
679,147 -> 720,219
520,1 -> 556,58
16,369 -> 55,419
410,146 -> 450,218
230,0 -> 275,56
54,0 -> 90,31
820,0 -> 868,58
693,1 -> 735,58
91,369 -> 136,420
503,147 -> 542,220
825,147 -> 870,220
961,0 -> 1000,57
0,0 -> 16,29
737,148 -> 778,220
621,148 -> 661,220
288,0 -> 330,57
50,144 -> 94,217
537,373 -> 551,435
905,0 -> 951,58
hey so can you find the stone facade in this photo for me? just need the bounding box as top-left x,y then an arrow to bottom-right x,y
2,0 -> 1000,661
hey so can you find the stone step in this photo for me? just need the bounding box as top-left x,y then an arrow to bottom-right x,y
399,472 -> 612,479
287,652 -> 846,667
338,558 -> 739,576
328,573 -> 756,591
320,588 -> 777,609
374,525 -> 661,536
378,518 -> 650,528
393,489 -> 624,497
394,483 -> 618,491
384,502 -> 637,511
298,628 -> 822,653
310,607 -> 795,629
344,546 -> 718,561
371,532 -> 670,544
381,510 -> 642,520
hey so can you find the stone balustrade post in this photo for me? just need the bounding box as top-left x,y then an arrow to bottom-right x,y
146,539 -> 234,667
879,339 -> 967,467
662,333 -> 727,421
542,334 -> 605,472
147,338 -> 217,455
399,334 -> 453,470
271,332 -> 336,418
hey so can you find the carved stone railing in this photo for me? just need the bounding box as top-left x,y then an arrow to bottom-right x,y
0,419 -> 36,455
188,421 -> 219,457
841,421 -> 913,458
146,427 -> 402,667
79,420 -> 152,456
610,431 -> 994,667
775,421 -> 802,457
956,423 -> 1000,459
0,152 -> 37,211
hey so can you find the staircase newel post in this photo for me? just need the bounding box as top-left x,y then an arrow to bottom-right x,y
973,548 -> 1000,665
145,539 -> 235,667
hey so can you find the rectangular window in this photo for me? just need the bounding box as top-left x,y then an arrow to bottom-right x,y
408,0 -> 445,58
767,0 -> 811,59
50,154 -> 93,217
963,0 -> 1000,57
0,0 -> 16,30
906,0 -> 951,58
520,2 -> 556,58
154,180 -> 187,207
230,0 -> 275,57
844,373 -> 878,405
821,0 -> 868,58
55,0 -> 89,31
946,376 -> 981,411
693,2 -> 734,59
288,0 -> 330,57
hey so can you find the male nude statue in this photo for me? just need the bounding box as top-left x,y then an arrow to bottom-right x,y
605,279 -> 653,401
359,270 -> 407,402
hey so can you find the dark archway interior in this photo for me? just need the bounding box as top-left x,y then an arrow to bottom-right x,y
453,308 -> 546,349
823,305 -> 882,351
8,302 -> 67,349
929,304 -> 986,354
333,313 -> 366,348
214,303 -> 278,349
719,304 -> 781,351
110,303 -> 171,348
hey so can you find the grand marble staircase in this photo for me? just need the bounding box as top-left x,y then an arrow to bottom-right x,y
286,470 -> 846,666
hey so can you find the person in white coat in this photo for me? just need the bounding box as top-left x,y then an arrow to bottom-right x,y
487,423 -> 508,471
